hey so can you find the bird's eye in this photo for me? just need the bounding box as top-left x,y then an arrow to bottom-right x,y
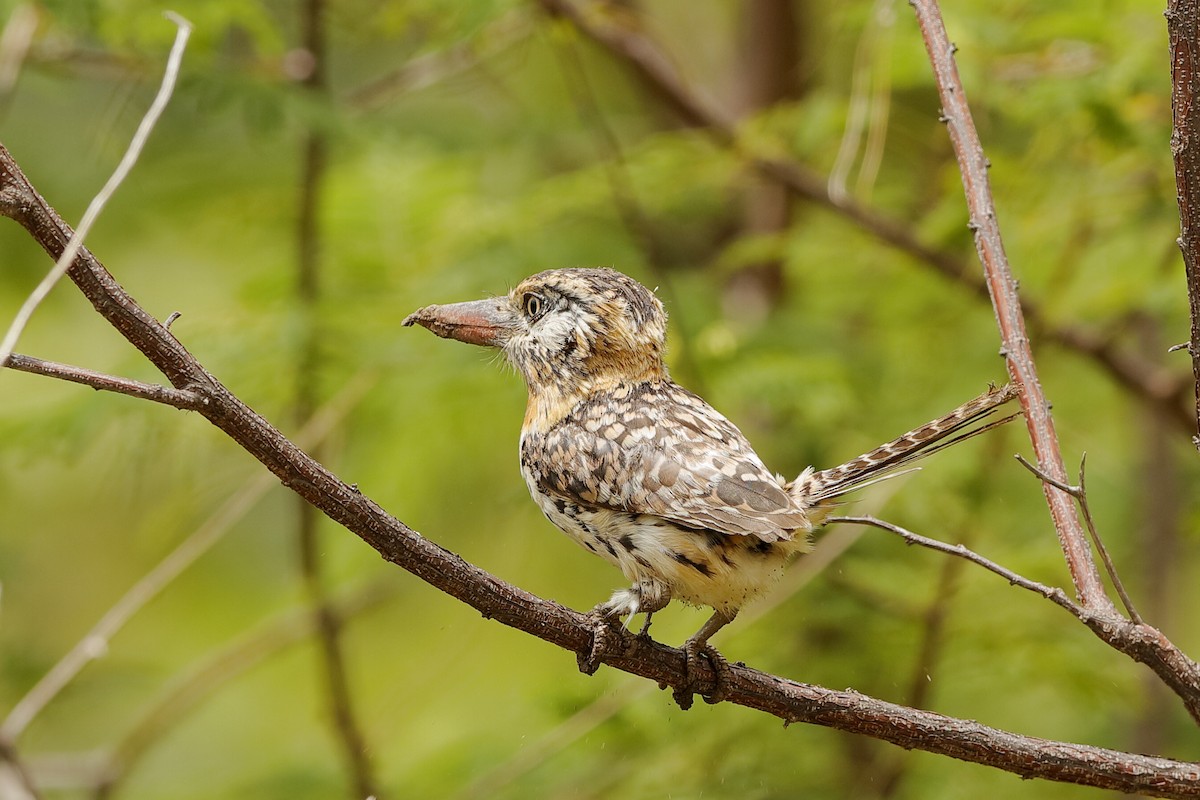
522,292 -> 547,322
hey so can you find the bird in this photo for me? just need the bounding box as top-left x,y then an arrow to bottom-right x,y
403,267 -> 1017,707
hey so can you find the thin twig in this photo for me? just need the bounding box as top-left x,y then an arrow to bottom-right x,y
1075,455 -> 1143,624
0,13 -> 190,369
1013,453 -> 1143,623
0,372 -> 376,740
4,353 -> 206,410
1014,453 -> 1080,495
828,515 -> 1082,616
0,738 -> 40,800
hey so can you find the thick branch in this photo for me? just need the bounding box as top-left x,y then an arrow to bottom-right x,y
535,0 -> 1193,432
3,144 -> 1200,796
1167,0 -> 1200,442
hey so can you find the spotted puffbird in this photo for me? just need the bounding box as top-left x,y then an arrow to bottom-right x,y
404,267 -> 1017,706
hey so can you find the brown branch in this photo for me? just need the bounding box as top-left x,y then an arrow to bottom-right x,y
4,353 -> 206,410
534,0 -> 1194,433
829,516 -> 1081,614
4,146 -> 1200,797
1167,0 -> 1200,443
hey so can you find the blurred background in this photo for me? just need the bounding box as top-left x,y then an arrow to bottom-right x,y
0,0 -> 1197,797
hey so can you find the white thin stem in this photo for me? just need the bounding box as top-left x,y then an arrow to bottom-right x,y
0,13 -> 191,368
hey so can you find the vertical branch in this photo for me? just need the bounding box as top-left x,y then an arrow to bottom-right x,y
907,0 -> 1112,611
293,1 -> 382,797
1167,0 -> 1200,444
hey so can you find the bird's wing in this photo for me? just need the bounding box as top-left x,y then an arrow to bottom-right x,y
523,382 -> 811,542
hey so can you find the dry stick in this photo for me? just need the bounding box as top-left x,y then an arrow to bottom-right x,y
829,515 -> 1082,615
1166,0 -> 1200,443
0,371 -> 376,741
1014,454 -> 1143,624
93,579 -> 397,800
534,0 -> 1193,433
5,353 -> 205,410
291,1 -> 382,797
0,12 -> 190,370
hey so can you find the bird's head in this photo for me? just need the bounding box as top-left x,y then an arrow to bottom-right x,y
403,268 -> 669,402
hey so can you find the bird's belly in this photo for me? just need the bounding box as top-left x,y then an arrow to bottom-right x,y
529,489 -> 806,615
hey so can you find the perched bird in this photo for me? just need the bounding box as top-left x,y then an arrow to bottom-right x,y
404,268 -> 1016,706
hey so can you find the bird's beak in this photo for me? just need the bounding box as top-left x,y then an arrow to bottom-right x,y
402,298 -> 514,347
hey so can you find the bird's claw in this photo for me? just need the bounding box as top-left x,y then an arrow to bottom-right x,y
577,607 -> 621,675
672,641 -> 732,710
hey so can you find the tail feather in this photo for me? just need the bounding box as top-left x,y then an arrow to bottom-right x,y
793,383 -> 1019,507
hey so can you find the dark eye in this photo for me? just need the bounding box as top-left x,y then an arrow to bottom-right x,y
522,292 -> 547,322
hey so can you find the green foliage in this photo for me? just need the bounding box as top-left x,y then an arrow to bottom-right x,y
1,0 -> 1198,798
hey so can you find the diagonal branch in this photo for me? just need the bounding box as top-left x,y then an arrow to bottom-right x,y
3,144 -> 1200,797
534,0 -> 1193,432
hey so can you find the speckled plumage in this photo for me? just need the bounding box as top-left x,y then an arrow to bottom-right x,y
404,267 -> 1016,701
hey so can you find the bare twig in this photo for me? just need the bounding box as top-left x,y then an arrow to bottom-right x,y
1166,0 -> 1200,442
0,4 -> 37,97
1016,450 -> 1143,621
4,353 -> 206,410
829,515 -> 1081,614
0,738 -> 40,800
0,12 -> 190,369
0,371 -> 376,740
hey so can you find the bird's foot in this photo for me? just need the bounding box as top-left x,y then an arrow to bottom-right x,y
672,639 -> 732,711
577,606 -> 623,675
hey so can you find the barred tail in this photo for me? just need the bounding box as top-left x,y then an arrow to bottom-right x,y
793,383 -> 1020,507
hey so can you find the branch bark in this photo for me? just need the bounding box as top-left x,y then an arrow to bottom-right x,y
3,143 -> 1200,796
1167,0 -> 1200,443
